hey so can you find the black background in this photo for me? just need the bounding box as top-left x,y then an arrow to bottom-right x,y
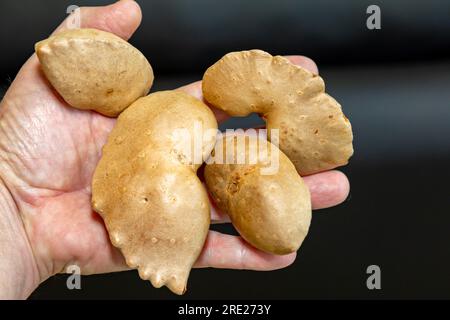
1,0 -> 450,299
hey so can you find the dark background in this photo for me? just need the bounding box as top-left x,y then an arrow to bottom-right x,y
1,0 -> 450,299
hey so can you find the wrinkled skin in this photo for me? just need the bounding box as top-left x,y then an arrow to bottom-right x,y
0,1 -> 350,299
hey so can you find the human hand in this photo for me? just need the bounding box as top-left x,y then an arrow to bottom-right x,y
0,0 -> 349,299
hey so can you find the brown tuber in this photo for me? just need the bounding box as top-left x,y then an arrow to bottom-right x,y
202,49 -> 353,176
205,134 -> 312,254
91,91 -> 217,294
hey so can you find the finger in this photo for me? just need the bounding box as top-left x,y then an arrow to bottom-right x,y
53,0 -> 142,40
194,231 -> 296,270
209,197 -> 230,224
303,170 -> 350,210
284,55 -> 319,74
4,1 -> 143,105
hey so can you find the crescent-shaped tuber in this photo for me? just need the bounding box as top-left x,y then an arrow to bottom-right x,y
202,50 -> 353,175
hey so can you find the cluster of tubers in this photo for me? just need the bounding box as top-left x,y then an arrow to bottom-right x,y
35,28 -> 353,295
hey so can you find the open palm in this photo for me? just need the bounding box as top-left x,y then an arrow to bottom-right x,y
0,1 -> 349,297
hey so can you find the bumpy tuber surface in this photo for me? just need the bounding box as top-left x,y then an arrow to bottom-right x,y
35,28 -> 153,117
202,50 -> 353,176
92,91 -> 217,294
204,134 -> 311,255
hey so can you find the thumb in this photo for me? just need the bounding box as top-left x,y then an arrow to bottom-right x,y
1,1 -> 143,106
0,1 -> 145,283
54,0 -> 142,40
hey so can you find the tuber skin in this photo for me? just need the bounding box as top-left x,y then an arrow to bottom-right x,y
202,49 -> 353,176
205,134 -> 311,255
35,28 -> 153,117
92,91 -> 217,294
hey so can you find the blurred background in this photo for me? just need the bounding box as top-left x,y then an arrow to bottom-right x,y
1,0 -> 450,299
